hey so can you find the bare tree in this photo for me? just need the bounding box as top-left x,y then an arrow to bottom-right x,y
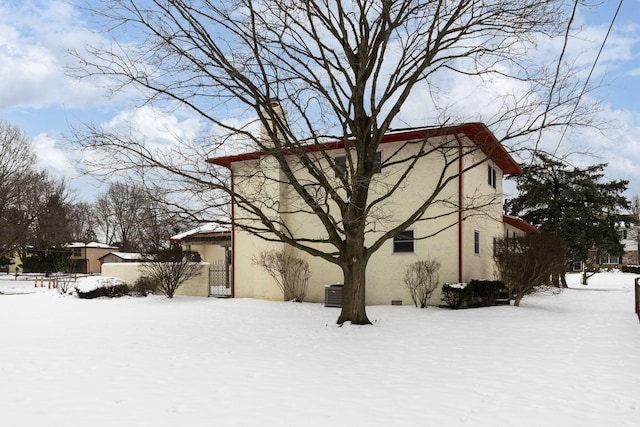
253,249 -> 311,302
72,0 -> 595,324
0,121 -> 73,265
0,121 -> 38,259
139,247 -> 203,298
68,202 -> 98,242
95,182 -> 149,251
137,193 -> 191,253
404,259 -> 441,308
94,182 -> 192,252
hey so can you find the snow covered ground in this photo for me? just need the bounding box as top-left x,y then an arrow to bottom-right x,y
1,272 -> 639,426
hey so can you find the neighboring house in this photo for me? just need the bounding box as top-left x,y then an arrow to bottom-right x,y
67,242 -> 119,274
569,224 -> 639,272
618,224 -> 639,266
98,252 -> 145,265
208,123 -> 531,305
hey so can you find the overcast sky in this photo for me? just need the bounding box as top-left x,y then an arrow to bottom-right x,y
1,0 -> 639,202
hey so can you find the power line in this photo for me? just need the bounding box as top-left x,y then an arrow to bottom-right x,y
553,0 -> 625,155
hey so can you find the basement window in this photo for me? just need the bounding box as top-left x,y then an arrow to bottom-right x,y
393,230 -> 415,253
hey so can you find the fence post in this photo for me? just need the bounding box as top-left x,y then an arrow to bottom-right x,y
635,277 -> 640,323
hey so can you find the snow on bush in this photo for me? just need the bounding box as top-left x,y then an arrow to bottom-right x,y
74,276 -> 130,299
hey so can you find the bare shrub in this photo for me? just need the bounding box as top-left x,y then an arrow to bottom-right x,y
131,275 -> 158,296
140,247 -> 202,298
253,249 -> 310,302
53,251 -> 78,295
404,259 -> 440,308
494,234 -> 567,306
55,275 -> 76,295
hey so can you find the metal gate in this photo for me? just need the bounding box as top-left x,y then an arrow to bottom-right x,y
209,258 -> 231,297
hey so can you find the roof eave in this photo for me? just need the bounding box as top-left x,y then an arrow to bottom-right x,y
207,123 -> 522,174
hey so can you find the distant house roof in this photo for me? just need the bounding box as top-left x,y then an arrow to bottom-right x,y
207,122 -> 522,175
170,224 -> 231,244
66,242 -> 119,249
503,215 -> 541,234
98,252 -> 145,261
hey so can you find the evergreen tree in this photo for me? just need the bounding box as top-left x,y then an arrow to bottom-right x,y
506,153 -> 631,285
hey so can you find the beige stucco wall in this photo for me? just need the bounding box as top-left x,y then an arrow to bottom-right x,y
182,242 -> 227,265
101,262 -> 211,297
232,134 -> 505,306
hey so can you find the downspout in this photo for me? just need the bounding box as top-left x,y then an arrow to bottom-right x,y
230,171 -> 235,298
458,139 -> 463,283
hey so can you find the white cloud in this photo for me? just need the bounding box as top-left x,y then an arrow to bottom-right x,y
103,106 -> 204,145
0,1 -> 116,111
31,133 -> 76,179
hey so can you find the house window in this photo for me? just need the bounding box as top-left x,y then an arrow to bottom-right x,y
474,231 -> 480,254
334,152 -> 382,178
72,248 -> 81,257
493,237 -> 498,257
393,230 -> 415,253
599,254 -> 620,264
488,164 -> 497,189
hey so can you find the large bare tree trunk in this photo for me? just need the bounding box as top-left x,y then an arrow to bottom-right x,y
336,167 -> 373,325
338,253 -> 371,325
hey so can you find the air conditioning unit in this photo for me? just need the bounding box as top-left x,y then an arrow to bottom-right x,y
324,284 -> 343,307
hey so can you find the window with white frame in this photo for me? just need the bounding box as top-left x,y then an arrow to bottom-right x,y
474,230 -> 480,254
393,230 -> 415,253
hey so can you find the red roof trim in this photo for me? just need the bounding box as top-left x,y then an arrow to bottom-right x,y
503,215 -> 541,234
170,230 -> 231,244
207,122 -> 522,174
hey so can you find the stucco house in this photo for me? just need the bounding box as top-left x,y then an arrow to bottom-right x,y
67,242 -> 119,274
208,123 -> 533,305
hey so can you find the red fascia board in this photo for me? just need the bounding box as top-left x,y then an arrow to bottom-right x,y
170,230 -> 231,243
503,215 -> 541,234
207,122 -> 522,174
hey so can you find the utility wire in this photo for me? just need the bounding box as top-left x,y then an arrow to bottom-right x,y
552,0 -> 625,155
532,0 -> 579,157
